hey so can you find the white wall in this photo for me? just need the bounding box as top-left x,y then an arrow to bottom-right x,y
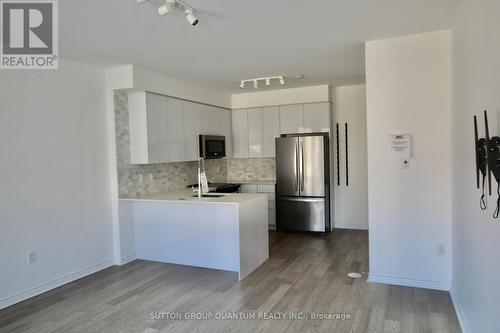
0,60 -> 114,309
365,31 -> 452,290
451,1 -> 500,332
231,85 -> 330,109
108,65 -> 231,109
333,85 -> 368,230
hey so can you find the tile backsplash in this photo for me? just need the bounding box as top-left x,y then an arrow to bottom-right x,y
114,90 -> 275,197
227,158 -> 276,182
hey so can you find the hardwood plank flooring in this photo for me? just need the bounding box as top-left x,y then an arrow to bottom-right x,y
0,230 -> 460,333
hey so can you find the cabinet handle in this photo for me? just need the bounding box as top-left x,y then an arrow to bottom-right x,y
345,123 -> 349,187
336,123 -> 340,186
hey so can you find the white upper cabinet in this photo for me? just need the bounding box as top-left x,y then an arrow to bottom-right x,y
232,109 -> 249,158
128,92 -> 232,164
198,104 -> 211,135
128,92 -> 168,164
145,93 -> 169,164
248,108 -> 263,157
262,106 -> 280,157
183,101 -> 201,161
279,104 -> 304,134
166,97 -> 185,162
303,102 -> 331,133
230,103 -> 330,159
209,107 -> 232,158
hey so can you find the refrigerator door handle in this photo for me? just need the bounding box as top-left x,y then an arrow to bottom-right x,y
300,141 -> 305,191
294,142 -> 299,192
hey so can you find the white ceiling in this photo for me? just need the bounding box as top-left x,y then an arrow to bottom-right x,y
59,0 -> 460,93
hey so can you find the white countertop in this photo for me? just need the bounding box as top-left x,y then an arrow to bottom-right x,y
227,180 -> 276,185
119,190 -> 267,205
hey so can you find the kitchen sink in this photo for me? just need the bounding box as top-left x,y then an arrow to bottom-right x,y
192,194 -> 226,198
177,193 -> 229,200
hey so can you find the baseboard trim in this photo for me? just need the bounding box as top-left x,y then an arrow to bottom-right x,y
333,224 -> 368,231
120,253 -> 136,265
368,274 -> 451,291
0,259 -> 114,310
450,288 -> 471,333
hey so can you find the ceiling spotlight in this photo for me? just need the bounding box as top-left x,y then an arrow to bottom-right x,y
253,80 -> 258,89
185,9 -> 198,26
158,2 -> 173,15
265,78 -> 271,86
279,77 -> 285,85
240,81 -> 245,89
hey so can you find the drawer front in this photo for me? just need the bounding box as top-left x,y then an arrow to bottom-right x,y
240,184 -> 258,193
257,184 -> 275,193
268,199 -> 275,209
268,208 -> 276,226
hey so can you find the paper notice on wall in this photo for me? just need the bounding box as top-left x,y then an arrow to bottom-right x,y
389,134 -> 411,159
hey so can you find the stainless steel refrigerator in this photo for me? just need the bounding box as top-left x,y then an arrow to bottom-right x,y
276,133 -> 330,233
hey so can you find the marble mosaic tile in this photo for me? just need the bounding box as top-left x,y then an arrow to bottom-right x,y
226,158 -> 276,182
114,90 -> 275,197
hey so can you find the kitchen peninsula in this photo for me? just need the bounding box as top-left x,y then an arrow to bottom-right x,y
118,191 -> 268,280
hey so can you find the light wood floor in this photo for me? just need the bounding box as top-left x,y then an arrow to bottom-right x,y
0,230 -> 460,333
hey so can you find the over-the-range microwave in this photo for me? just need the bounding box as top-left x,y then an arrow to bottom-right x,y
199,135 -> 226,159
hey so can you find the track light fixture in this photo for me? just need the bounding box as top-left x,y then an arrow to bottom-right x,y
239,76 -> 286,90
138,0 -> 198,26
158,0 -> 174,16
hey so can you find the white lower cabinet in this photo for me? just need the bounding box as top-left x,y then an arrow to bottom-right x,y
240,183 -> 276,230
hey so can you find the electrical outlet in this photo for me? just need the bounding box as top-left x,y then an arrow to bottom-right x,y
437,244 -> 446,255
27,251 -> 36,264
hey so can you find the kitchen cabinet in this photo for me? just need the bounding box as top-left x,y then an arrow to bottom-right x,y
240,183 -> 276,230
248,108 -> 263,157
262,106 -> 280,157
128,91 -> 232,164
303,102 -> 330,133
183,101 -> 201,161
232,109 -> 249,158
279,104 -> 304,134
128,92 -> 169,164
145,93 -> 169,163
210,107 -> 233,158
166,97 -> 185,162
232,103 -> 330,159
